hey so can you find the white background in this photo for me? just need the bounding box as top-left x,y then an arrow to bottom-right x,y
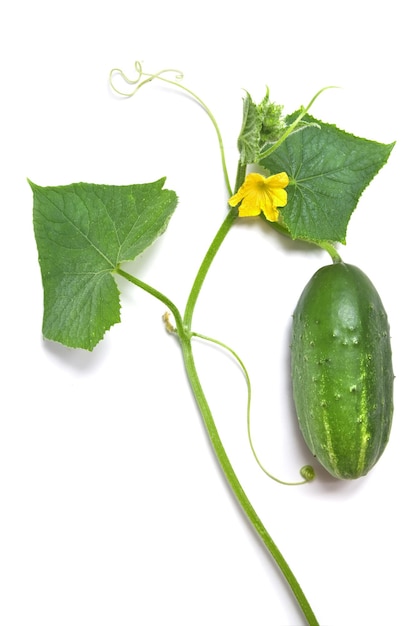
1,2 -> 417,625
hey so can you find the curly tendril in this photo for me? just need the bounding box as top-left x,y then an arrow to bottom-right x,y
109,61 -> 184,98
109,60 -> 232,196
191,330 -> 315,486
300,465 -> 315,482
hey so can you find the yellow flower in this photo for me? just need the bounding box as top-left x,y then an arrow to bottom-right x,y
228,172 -> 289,222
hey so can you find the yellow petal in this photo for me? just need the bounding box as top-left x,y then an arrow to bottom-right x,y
228,188 -> 245,207
228,173 -> 266,207
245,172 -> 267,185
270,187 -> 288,208
262,204 -> 280,222
228,171 -> 289,221
238,196 -> 262,217
267,172 -> 289,188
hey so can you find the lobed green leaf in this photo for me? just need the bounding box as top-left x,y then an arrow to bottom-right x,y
261,113 -> 395,243
31,179 -> 178,350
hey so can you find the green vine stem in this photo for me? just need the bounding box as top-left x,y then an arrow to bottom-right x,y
112,66 -> 320,624
115,267 -> 185,337
180,336 -> 320,626
183,208 -> 237,330
116,219 -> 320,624
184,161 -> 247,330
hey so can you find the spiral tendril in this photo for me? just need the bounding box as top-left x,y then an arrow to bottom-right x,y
108,59 -> 233,195
109,60 -> 184,98
300,465 -> 316,482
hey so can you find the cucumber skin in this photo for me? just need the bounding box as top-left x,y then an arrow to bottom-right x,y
291,263 -> 393,479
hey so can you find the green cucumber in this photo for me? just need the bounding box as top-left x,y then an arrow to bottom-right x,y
291,262 -> 393,479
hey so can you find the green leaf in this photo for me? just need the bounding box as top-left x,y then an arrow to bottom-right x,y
31,179 -> 178,350
261,113 -> 395,243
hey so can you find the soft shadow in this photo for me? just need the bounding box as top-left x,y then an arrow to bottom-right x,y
42,334 -> 111,374
235,216 -> 332,260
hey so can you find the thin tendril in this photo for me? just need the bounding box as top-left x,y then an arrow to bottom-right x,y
109,61 -> 184,97
109,61 -> 232,196
191,331 -> 314,486
259,86 -> 339,161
